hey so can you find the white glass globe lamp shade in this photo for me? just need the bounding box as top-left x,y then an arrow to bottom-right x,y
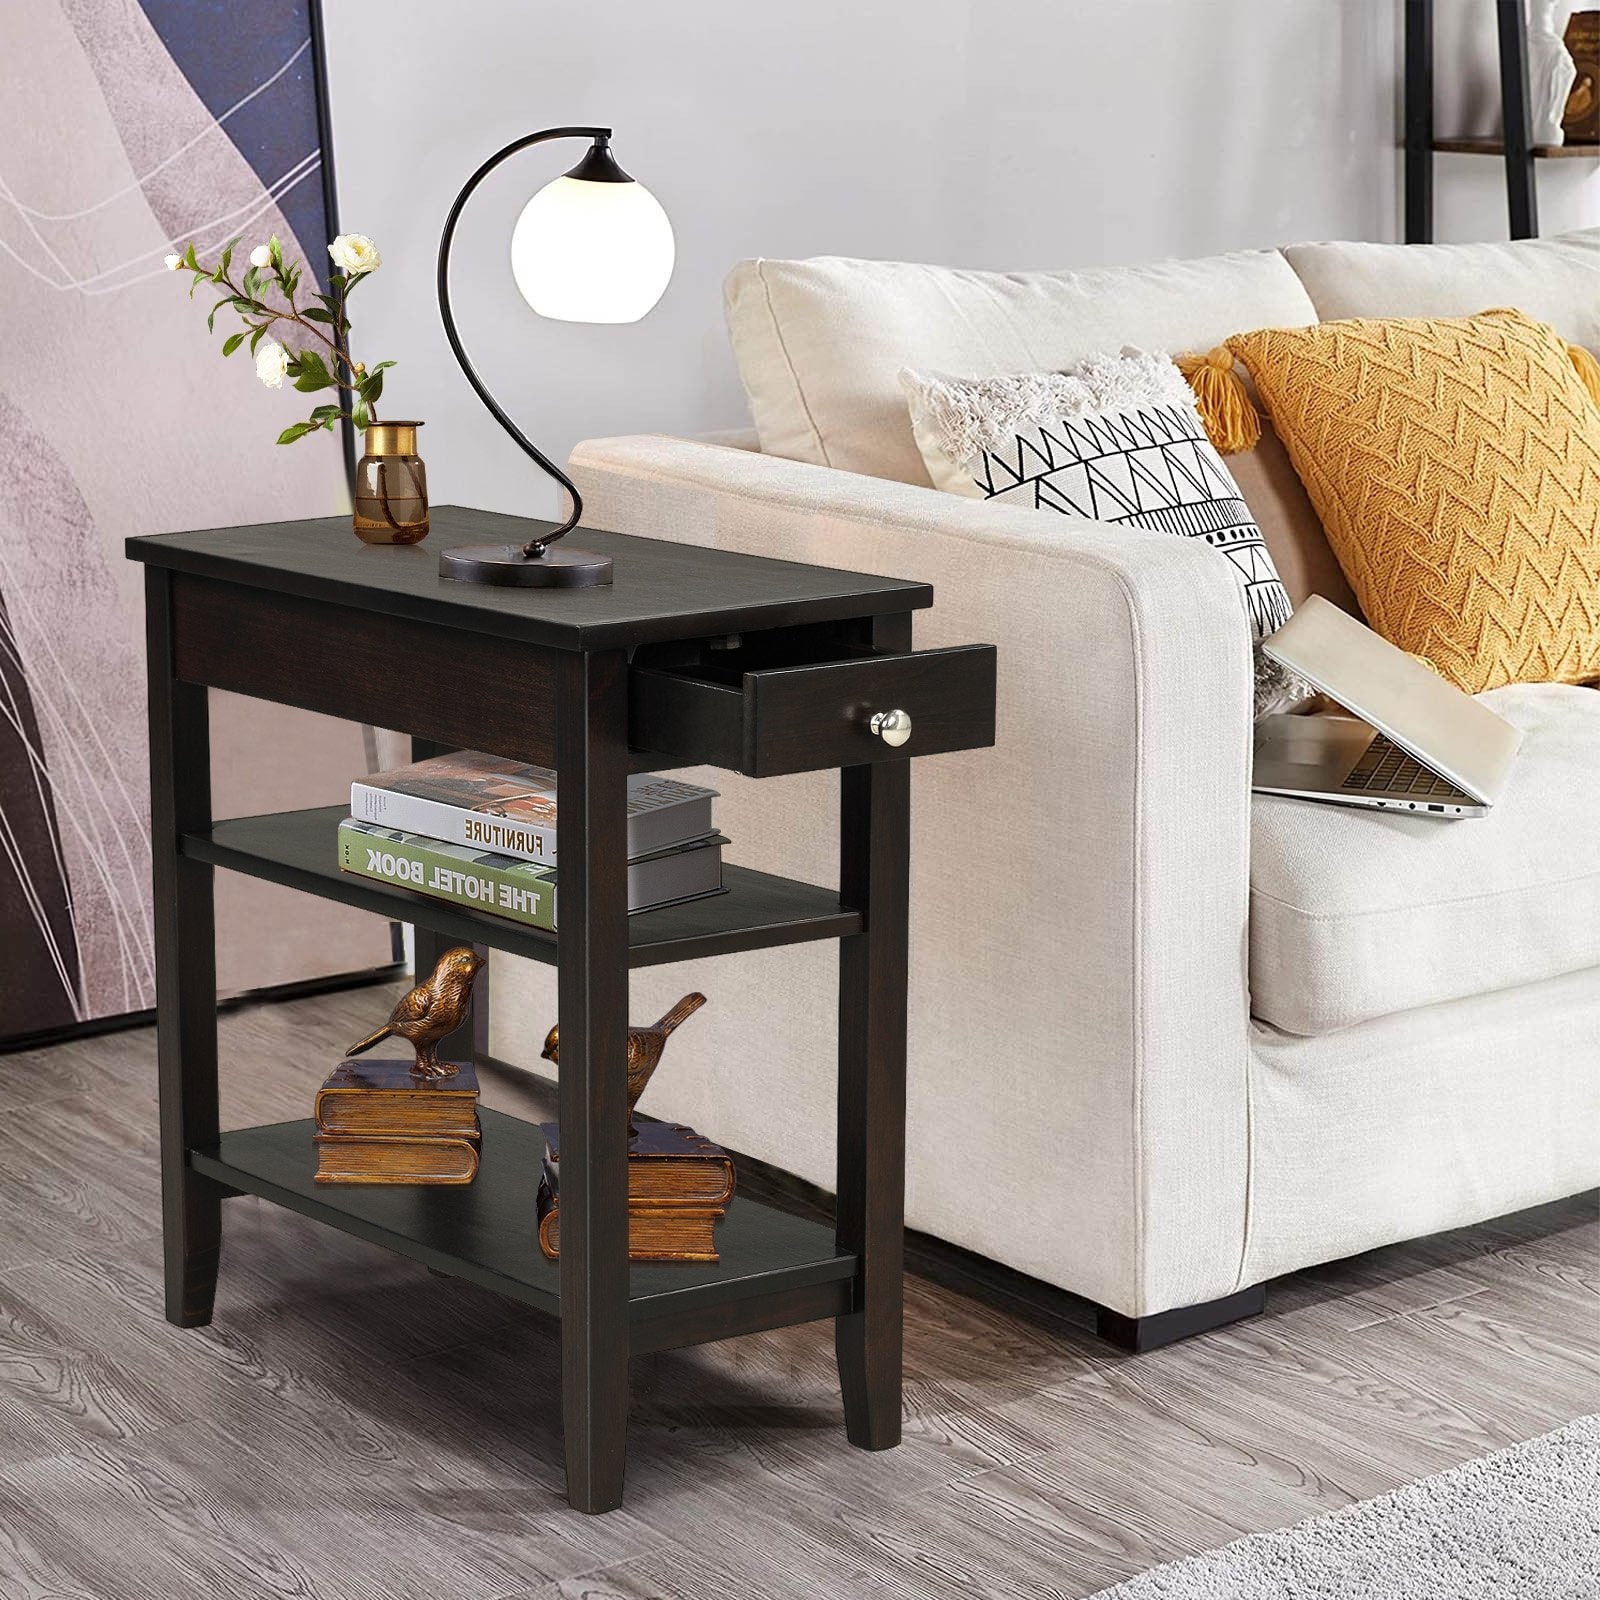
510,174 -> 674,324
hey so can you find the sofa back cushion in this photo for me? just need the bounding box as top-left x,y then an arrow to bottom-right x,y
724,251 -> 1319,487
1284,230 -> 1600,352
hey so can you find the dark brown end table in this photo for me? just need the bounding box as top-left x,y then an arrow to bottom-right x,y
128,505 -> 996,1513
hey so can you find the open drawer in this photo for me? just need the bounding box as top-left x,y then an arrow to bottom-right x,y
630,640 -> 997,777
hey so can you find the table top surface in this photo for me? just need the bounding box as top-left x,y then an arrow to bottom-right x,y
128,505 -> 933,652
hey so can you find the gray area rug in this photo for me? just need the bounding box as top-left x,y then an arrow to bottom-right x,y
1091,1415 -> 1600,1599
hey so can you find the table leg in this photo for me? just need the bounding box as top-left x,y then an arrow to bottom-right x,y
145,568 -> 223,1328
554,650 -> 632,1512
835,617 -> 911,1450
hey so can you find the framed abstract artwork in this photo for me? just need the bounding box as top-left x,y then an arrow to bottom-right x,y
1,2 -> 396,1048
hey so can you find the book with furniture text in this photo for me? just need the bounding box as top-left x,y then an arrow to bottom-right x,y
351,751 -> 718,867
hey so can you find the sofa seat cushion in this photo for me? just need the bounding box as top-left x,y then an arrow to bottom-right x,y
1249,683 -> 1600,1035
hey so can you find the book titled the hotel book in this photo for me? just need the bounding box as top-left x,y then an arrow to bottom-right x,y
337,820 -> 727,931
351,752 -> 718,867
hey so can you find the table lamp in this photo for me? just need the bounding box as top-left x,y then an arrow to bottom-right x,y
435,126 -> 674,586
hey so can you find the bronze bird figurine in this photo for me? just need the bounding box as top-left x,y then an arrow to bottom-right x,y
346,946 -> 485,1079
541,992 -> 706,1135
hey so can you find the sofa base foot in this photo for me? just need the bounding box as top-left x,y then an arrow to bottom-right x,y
1097,1283 -> 1266,1353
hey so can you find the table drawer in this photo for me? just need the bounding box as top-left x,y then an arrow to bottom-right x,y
631,644 -> 996,777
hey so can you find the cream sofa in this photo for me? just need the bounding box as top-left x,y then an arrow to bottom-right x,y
492,231 -> 1600,1348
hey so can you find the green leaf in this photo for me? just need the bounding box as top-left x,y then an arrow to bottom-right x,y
182,242 -> 199,271
309,403 -> 343,421
219,235 -> 241,275
249,324 -> 267,355
352,392 -> 370,429
357,368 -> 385,406
222,331 -> 246,357
301,306 -> 334,324
268,235 -> 284,271
276,421 -> 317,446
207,301 -> 220,333
342,269 -> 368,296
292,349 -> 334,392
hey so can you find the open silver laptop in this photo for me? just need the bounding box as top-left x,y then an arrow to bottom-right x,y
1254,596 -> 1522,818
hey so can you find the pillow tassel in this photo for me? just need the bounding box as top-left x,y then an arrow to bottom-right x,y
1567,341 -> 1600,409
1176,348 -> 1261,454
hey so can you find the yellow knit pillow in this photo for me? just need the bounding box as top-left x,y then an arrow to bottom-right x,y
1228,308 -> 1600,693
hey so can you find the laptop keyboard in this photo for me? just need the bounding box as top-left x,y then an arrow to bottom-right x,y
1341,734 -> 1467,798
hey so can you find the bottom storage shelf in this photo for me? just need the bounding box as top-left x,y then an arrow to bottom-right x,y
192,1107 -> 856,1352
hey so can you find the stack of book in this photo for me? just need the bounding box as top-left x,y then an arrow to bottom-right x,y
313,1060 -> 481,1184
338,752 -> 724,931
537,1119 -> 735,1263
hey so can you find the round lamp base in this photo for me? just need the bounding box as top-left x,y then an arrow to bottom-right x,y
438,544 -> 614,587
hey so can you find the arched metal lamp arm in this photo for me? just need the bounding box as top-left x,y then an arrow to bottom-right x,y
436,126 -> 609,560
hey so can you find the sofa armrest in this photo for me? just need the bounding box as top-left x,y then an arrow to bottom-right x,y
562,434 -> 1255,1316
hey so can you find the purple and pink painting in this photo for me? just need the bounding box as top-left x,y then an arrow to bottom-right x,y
1,3 -> 392,1043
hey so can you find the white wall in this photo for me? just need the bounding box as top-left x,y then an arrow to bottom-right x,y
319,0 -> 1590,522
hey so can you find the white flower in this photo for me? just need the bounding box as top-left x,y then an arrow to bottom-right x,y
164,254 -> 182,271
329,233 -> 380,275
249,244 -> 273,269
254,340 -> 289,389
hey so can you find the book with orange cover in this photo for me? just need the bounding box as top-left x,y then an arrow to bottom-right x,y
314,1132 -> 480,1185
540,1119 -> 734,1208
535,1182 -> 723,1262
315,1060 -> 481,1139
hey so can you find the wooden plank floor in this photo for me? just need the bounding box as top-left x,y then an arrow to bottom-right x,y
0,982 -> 1594,1600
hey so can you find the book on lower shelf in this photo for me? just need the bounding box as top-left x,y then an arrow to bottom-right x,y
537,1118 -> 734,1262
312,1060 -> 481,1185
542,1119 -> 735,1206
535,1188 -> 724,1262
337,819 -> 727,930
315,1060 -> 482,1138
351,751 -> 718,867
315,1131 -> 480,1184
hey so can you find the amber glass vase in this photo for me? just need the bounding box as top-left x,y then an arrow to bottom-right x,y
353,421 -> 429,544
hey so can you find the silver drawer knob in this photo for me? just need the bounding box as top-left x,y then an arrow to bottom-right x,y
869,709 -> 912,748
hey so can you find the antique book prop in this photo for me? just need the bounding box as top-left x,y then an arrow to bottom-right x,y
538,1122 -> 734,1262
537,993 -> 734,1261
314,947 -> 484,1185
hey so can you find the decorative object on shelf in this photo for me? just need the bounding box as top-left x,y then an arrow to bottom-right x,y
435,127 -> 674,587
1563,11 -> 1600,141
313,1060 -> 482,1185
538,1117 -> 734,1262
167,231 -> 399,458
1529,0 -> 1578,144
345,946 -> 485,1079
540,992 -> 706,1137
353,420 -> 429,544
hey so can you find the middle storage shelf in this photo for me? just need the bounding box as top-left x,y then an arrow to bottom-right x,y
185,806 -> 862,968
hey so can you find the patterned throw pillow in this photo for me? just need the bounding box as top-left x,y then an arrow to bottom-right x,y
901,351 -> 1304,716
1228,308 -> 1600,694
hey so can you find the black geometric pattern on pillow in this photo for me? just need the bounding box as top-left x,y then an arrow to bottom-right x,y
972,400 -> 1292,636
